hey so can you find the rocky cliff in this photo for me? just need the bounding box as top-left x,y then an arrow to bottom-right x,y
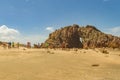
41,24 -> 120,48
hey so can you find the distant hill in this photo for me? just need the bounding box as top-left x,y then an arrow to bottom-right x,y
41,24 -> 120,48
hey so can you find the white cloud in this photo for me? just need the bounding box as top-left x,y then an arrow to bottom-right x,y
0,25 -> 19,42
110,27 -> 120,33
110,27 -> 120,36
17,34 -> 47,45
0,25 -> 48,45
105,27 -> 120,37
46,27 -> 54,32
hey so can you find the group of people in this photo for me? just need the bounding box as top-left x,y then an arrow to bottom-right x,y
2,41 -> 42,49
2,42 -> 20,49
26,42 -> 41,48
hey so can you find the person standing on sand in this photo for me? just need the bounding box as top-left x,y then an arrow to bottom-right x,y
8,42 -> 11,49
12,42 -> 15,48
16,42 -> 20,48
3,43 -> 7,49
38,43 -> 40,48
27,42 -> 31,48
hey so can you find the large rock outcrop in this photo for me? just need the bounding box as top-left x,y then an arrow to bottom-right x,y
41,24 -> 120,48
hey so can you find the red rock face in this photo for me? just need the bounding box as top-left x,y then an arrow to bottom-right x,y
41,24 -> 120,48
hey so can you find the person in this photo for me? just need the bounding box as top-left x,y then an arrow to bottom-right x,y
8,42 -> 11,49
3,43 -> 7,49
27,42 -> 31,48
38,43 -> 40,48
16,42 -> 20,48
12,42 -> 15,48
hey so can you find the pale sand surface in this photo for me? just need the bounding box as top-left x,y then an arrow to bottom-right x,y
0,48 -> 120,80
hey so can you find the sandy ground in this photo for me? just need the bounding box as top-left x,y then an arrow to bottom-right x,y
0,47 -> 120,80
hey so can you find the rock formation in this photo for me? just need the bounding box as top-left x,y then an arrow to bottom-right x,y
41,24 -> 120,48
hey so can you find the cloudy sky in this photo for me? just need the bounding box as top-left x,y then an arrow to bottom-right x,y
0,0 -> 120,44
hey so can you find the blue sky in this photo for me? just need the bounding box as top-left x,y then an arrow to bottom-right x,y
0,0 -> 120,44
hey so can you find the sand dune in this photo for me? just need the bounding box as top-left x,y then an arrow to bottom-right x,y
0,48 -> 120,80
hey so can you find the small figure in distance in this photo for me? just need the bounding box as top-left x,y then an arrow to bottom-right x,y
3,42 -> 7,49
12,42 -> 15,48
8,42 -> 11,49
17,42 -> 20,49
27,42 -> 31,48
